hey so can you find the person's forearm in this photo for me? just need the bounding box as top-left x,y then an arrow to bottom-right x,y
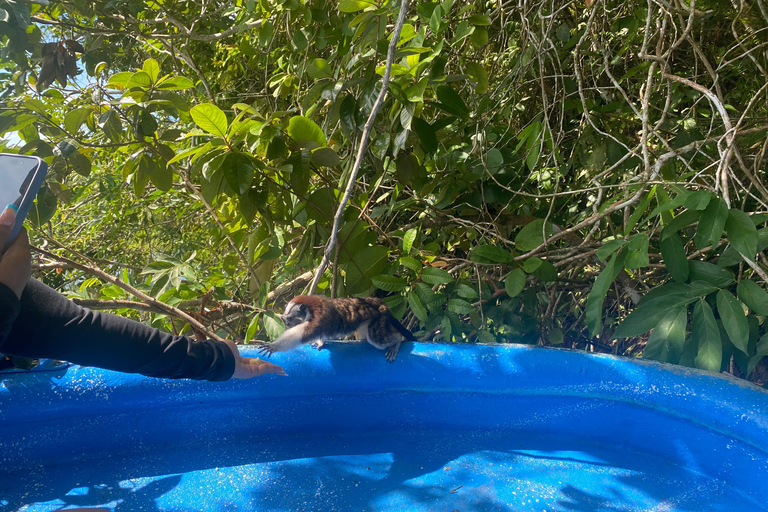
1,279 -> 236,381
0,283 -> 20,346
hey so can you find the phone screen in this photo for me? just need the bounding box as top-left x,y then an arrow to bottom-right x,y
0,155 -> 40,210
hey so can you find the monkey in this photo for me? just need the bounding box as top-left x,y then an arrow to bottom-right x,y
257,295 -> 414,362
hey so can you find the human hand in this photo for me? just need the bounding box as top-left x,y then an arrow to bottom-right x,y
0,206 -> 31,299
223,339 -> 288,379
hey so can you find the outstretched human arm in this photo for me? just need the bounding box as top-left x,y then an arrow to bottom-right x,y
0,207 -> 285,381
2,278 -> 288,381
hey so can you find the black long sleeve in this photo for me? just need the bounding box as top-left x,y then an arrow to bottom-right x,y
0,283 -> 20,346
0,278 -> 236,381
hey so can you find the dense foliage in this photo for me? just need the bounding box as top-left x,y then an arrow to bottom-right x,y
3,0 -> 768,382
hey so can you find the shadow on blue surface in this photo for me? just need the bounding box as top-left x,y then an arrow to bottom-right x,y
1,342 -> 767,511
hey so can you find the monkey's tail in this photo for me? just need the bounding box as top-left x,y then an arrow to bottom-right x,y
389,313 -> 417,341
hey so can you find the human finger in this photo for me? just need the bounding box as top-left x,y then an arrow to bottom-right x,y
4,226 -> 30,258
0,205 -> 17,254
253,358 -> 288,376
234,357 -> 288,379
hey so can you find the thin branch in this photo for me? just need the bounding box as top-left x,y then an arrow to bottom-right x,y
308,0 -> 411,294
33,246 -> 225,342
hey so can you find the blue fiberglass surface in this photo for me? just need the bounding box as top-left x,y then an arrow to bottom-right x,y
1,342 -> 767,512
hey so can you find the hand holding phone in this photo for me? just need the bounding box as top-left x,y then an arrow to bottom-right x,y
0,154 -> 48,253
0,206 -> 31,299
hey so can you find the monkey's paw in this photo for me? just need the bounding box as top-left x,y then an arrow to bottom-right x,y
311,340 -> 325,350
256,342 -> 276,358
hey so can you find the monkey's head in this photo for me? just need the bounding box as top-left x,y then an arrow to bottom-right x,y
281,299 -> 313,328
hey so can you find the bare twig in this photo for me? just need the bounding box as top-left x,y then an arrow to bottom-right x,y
308,0 -> 411,294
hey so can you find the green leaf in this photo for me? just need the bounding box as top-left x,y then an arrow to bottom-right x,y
156,77 -> 195,90
505,268 -> 526,298
661,209 -> 701,239
307,58 -> 333,79
287,115 -> 326,147
244,313 -> 261,343
28,185 -> 57,226
692,299 -> 722,372
64,108 -> 90,134
640,281 -> 717,305
725,209 -> 758,257
310,147 -> 340,167
147,159 -> 173,192
99,110 -> 122,142
421,267 -> 453,285
471,27 -> 490,48
135,108 -> 158,138
142,58 -> 160,82
468,14 -> 492,25
440,315 -> 452,341
403,227 -> 418,254
736,279 -> 768,316
466,62 -> 488,93
533,260 -> 558,282
596,239 -> 626,262
717,289 -> 749,355
400,256 -> 422,272
412,118 -> 438,154
718,246 -> 744,267
694,197 -> 728,250
624,233 -> 649,269
338,0 -> 374,12
683,190 -> 712,210
486,148 -> 503,174
515,218 -> 552,251
475,330 -> 496,344
106,71 -> 133,88
190,104 -> 229,139
470,244 -> 514,263
136,153 -> 171,192
435,86 -> 469,118
167,145 -> 203,165
408,292 -> 428,323
127,71 -> 152,88
133,162 -> 150,196
522,257 -> 542,273
429,5 -> 442,33
344,245 -> 389,294
659,233 -> 689,282
68,151 -> 92,177
688,260 -> 734,287
548,328 -> 564,345
623,189 -> 654,235
455,283 -> 479,300
758,227 -> 768,252
372,275 -> 408,292
339,94 -> 357,139
448,298 -> 475,314
613,288 -> 703,339
643,306 -> 687,364
747,334 -> 768,376
642,192 -> 690,222
221,152 -> 255,195
587,250 -> 626,337
263,311 -> 285,340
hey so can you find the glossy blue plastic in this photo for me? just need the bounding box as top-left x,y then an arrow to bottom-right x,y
1,342 -> 767,511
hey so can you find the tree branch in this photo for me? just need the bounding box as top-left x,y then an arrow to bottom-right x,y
308,0 -> 411,294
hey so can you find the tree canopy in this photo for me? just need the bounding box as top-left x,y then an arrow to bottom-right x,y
2,0 -> 768,382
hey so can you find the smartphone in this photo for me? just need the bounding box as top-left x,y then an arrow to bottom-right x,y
0,154 -> 48,253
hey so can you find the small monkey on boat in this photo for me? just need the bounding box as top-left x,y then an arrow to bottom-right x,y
257,295 -> 414,362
